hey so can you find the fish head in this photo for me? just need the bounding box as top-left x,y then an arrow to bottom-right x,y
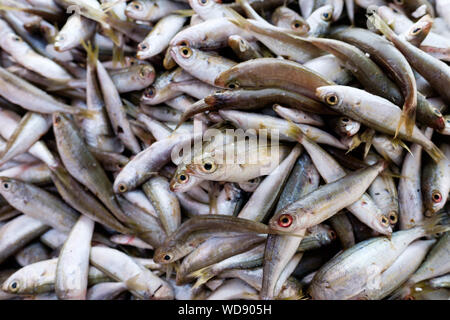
2,33 -> 27,54
424,189 -> 445,215
141,85 -> 158,104
53,29 -> 77,52
169,167 -> 194,192
125,1 -> 149,20
337,117 -> 360,136
136,65 -> 156,85
0,176 -> 20,196
189,0 -> 222,14
315,86 -> 344,111
185,155 -> 221,180
153,245 -> 182,264
170,45 -> 197,68
152,283 -> 175,300
2,273 -> 25,294
269,208 -> 304,234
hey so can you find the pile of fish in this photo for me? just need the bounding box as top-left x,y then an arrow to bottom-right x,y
0,0 -> 448,300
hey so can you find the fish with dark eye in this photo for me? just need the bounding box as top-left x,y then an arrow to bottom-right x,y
316,85 -> 444,162
421,143 -> 450,215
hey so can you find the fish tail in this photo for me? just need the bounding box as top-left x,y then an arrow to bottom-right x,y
81,40 -> 99,68
360,128 -> 375,158
367,12 -> 395,41
285,121 -> 305,143
45,81 -> 71,92
424,141 -> 445,162
404,106 -> 416,138
190,267 -> 215,289
172,9 -> 195,17
100,0 -> 122,12
76,108 -> 99,119
345,135 -> 362,154
421,213 -> 449,236
102,26 -> 121,46
112,44 -> 125,68
165,264 -> 173,280
122,99 -> 139,118
226,7 -> 249,29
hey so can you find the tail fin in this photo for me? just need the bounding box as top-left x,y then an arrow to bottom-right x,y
172,9 -> 195,17
391,138 -> 412,156
285,120 -> 306,143
421,213 -> 449,236
122,99 -> 139,118
360,128 -> 375,158
76,108 -> 99,119
424,141 -> 446,163
190,266 -> 215,289
81,40 -> 99,68
367,12 -> 396,41
396,106 -> 416,139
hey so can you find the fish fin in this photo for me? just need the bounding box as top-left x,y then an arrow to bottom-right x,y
172,9 -> 195,17
424,141 -> 445,163
226,7 -> 250,29
163,47 -> 177,70
360,128 -> 375,158
285,120 -> 306,143
122,99 -> 139,118
45,81 -> 72,92
112,44 -> 125,68
367,12 -> 396,41
81,40 -> 99,68
190,267 -> 215,289
125,272 -> 146,291
388,285 -> 410,300
392,138 -> 412,155
421,213 -> 450,236
76,108 -> 99,119
102,26 -> 121,47
276,289 -> 304,300
165,264 -> 173,280
100,0 -> 122,12
345,135 -> 362,154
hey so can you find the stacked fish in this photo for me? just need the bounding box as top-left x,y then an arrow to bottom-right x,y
0,0 -> 449,300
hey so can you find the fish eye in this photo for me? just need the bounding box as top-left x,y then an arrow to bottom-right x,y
144,87 -> 155,98
227,81 -> 239,89
411,27 -> 422,35
328,230 -> 337,240
2,182 -> 10,190
341,118 -> 349,123
291,20 -> 302,30
131,1 -> 142,10
118,183 -> 128,193
325,93 -> 339,105
163,254 -> 171,261
12,35 -> 22,42
380,215 -> 390,227
431,191 -> 442,203
8,280 -> 19,292
433,108 -> 442,116
321,11 -> 332,21
277,214 -> 293,228
394,0 -> 404,5
201,159 -> 216,173
139,66 -> 152,78
177,173 -> 189,184
138,42 -> 148,51
180,46 -> 192,58
388,212 -> 398,224
198,0 -> 209,5
54,115 -> 61,124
